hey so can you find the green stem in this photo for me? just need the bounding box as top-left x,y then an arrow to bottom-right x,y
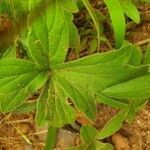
45,125 -> 58,150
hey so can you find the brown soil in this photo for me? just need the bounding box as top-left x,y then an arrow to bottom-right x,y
0,103 -> 149,150
95,103 -> 150,150
0,113 -> 44,150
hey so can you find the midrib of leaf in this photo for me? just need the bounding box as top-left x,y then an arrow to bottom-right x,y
44,0 -> 56,64
55,75 -> 96,121
44,79 -> 75,127
1,71 -> 49,112
53,83 -> 65,121
57,77 -> 91,109
102,74 -> 150,99
0,72 -> 38,92
0,76 -> 17,87
30,27 -> 49,58
0,58 -> 38,67
46,0 -> 56,33
10,72 -> 48,106
28,0 -> 70,67
52,45 -> 131,70
48,0 -> 69,65
50,21 -> 66,61
49,0 -> 70,65
96,93 -> 128,110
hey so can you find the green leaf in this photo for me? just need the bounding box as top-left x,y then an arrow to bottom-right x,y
65,12 -> 80,49
128,45 -> 143,66
0,58 -> 39,77
102,74 -> 150,99
0,1 -> 10,14
66,141 -> 113,150
0,58 -> 49,112
36,81 -> 49,126
60,0 -> 78,13
28,0 -> 70,66
120,1 -> 140,23
82,0 -> 100,50
45,125 -> 58,150
80,125 -> 98,143
97,94 -> 128,110
55,73 -> 97,121
0,0 -> 29,17
145,45 -> 150,64
39,78 -> 76,127
2,46 -> 16,58
13,101 -> 37,113
28,0 -> 43,11
50,79 -> 76,127
98,109 -> 129,139
104,0 -> 125,48
53,45 -> 148,121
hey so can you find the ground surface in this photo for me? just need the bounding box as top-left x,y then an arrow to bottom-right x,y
0,103 -> 150,150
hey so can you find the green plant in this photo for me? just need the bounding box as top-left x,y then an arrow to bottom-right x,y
103,0 -> 140,48
0,0 -> 150,149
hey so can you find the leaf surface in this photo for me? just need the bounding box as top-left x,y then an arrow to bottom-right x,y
104,0 -> 125,48
145,45 -> 150,64
102,74 -> 150,99
60,0 -> 78,13
28,0 -> 70,67
52,45 -> 148,121
36,77 -> 76,127
80,125 -> 98,143
121,1 -> 140,23
0,58 -> 48,112
98,109 -> 128,139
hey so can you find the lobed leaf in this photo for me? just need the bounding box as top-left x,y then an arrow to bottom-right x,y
52,45 -> 148,122
55,73 -> 97,121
